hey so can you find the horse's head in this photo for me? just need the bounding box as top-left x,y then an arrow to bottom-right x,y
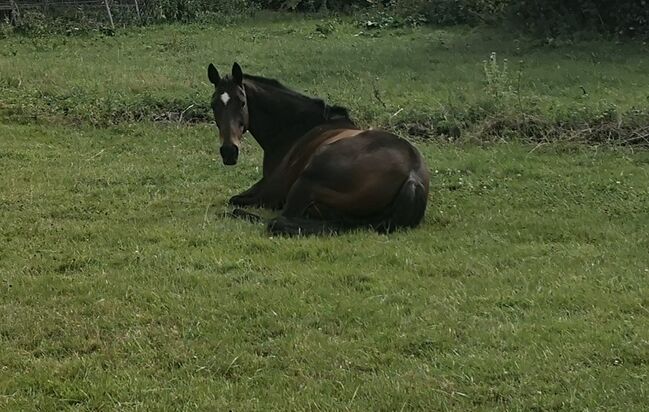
207,62 -> 249,166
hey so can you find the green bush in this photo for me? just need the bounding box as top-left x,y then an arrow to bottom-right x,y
506,0 -> 649,37
12,10 -> 112,36
5,0 -> 649,38
152,0 -> 371,14
142,0 -> 255,22
383,0 -> 649,36
387,0 -> 507,26
261,0 -> 370,12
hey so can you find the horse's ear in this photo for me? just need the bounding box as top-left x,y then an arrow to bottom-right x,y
208,63 -> 220,85
232,62 -> 243,86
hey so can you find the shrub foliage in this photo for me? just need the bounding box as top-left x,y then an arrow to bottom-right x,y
3,0 -> 648,36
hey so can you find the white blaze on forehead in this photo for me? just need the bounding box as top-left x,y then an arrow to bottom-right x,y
220,92 -> 230,105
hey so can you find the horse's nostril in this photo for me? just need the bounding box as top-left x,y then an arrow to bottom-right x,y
220,145 -> 239,162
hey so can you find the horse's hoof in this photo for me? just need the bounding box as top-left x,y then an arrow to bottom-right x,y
229,208 -> 262,222
266,218 -> 283,235
267,217 -> 303,236
228,195 -> 248,206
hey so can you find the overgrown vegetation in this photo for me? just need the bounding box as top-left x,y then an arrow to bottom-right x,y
6,10 -> 116,36
2,0 -> 648,37
384,0 -> 649,37
384,0 -> 508,26
506,0 -> 649,37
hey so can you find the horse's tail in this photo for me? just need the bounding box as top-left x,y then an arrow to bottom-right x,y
379,170 -> 428,232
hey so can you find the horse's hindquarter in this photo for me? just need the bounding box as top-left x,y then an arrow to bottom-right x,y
300,130 -> 428,216
259,127 -> 363,203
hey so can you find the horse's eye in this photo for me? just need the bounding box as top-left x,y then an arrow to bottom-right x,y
241,101 -> 246,108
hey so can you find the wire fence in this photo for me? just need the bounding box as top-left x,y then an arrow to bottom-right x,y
1,0 -> 146,28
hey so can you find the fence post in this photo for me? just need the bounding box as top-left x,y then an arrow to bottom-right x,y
133,0 -> 141,22
103,0 -> 115,30
9,0 -> 20,26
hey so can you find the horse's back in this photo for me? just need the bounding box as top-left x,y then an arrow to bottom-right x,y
306,128 -> 427,183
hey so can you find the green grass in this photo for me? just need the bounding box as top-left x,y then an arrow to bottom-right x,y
2,121 -> 649,410
1,14 -> 648,131
2,14 -> 649,410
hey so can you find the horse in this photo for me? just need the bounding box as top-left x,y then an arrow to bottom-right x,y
207,62 -> 430,236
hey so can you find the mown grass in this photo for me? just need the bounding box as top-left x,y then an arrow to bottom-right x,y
1,13 -> 648,138
1,121 -> 649,410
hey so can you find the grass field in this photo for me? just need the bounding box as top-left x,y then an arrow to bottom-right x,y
2,13 -> 649,411
1,14 -> 648,130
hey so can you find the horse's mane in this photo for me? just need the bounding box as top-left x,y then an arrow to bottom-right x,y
242,74 -> 351,121
243,74 -> 285,89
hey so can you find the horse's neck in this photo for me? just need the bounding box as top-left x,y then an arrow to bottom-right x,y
245,81 -> 325,154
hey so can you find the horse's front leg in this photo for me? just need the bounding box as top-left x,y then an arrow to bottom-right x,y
229,179 -> 265,207
231,158 -> 293,210
252,177 -> 291,211
229,177 -> 286,210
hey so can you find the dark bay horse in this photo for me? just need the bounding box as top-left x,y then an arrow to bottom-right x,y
207,62 -> 430,235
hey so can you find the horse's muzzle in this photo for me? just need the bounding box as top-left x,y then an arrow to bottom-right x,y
220,145 -> 239,166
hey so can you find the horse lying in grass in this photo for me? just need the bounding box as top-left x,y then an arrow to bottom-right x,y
208,62 -> 430,236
